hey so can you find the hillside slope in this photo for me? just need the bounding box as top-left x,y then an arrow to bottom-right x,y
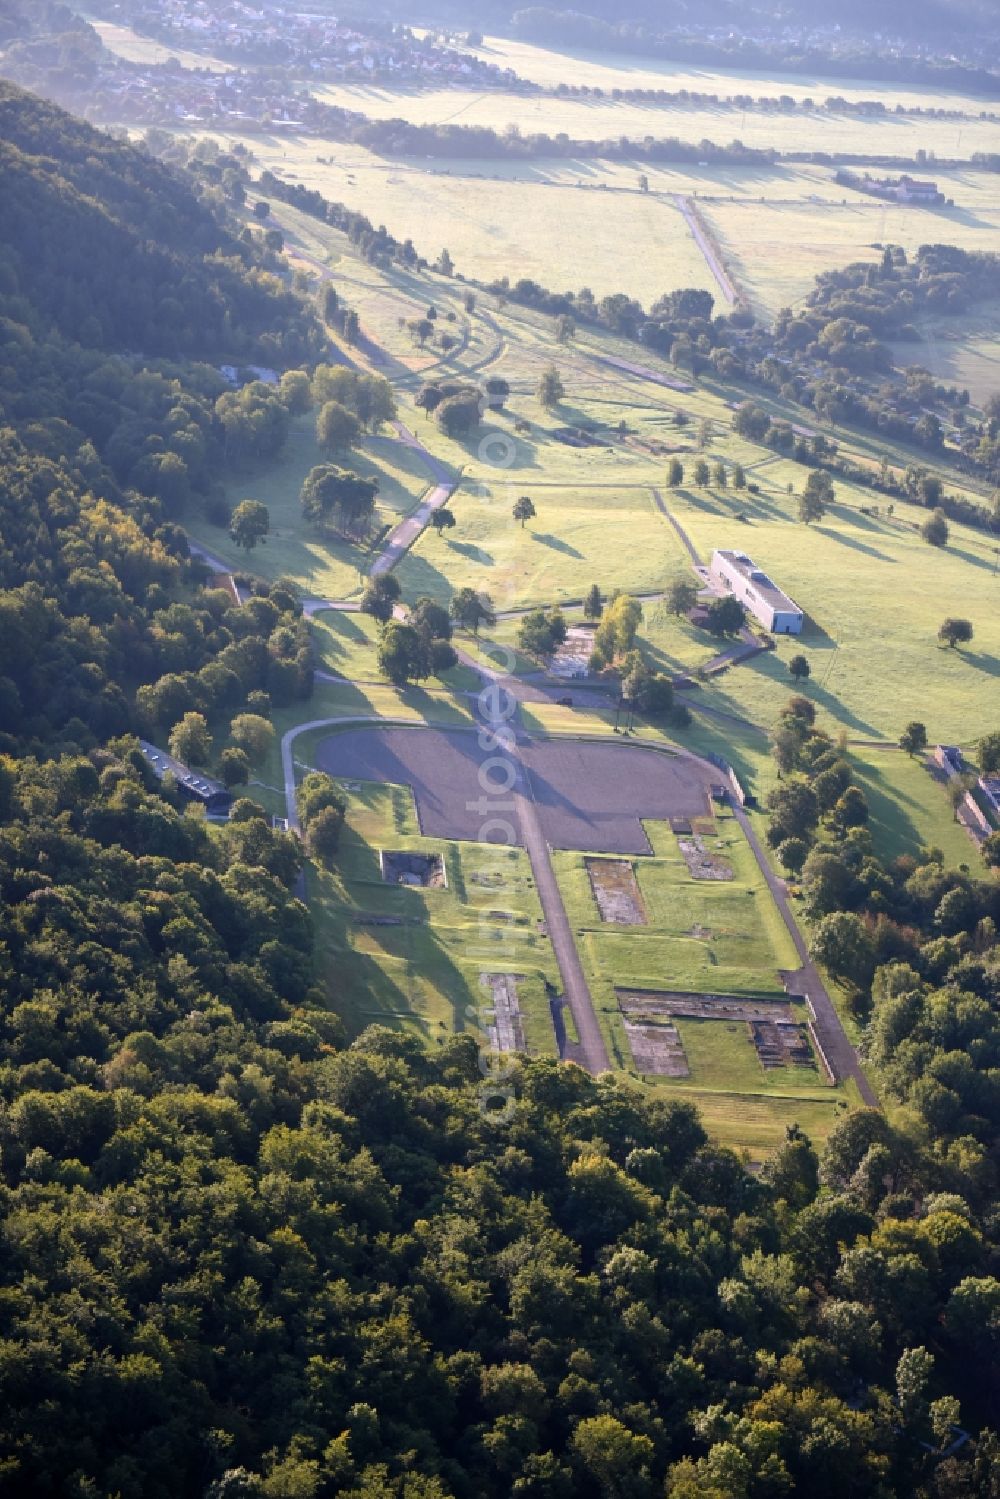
0,80 -> 320,358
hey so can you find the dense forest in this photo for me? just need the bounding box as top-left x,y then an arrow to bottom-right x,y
1,81 -> 1000,1498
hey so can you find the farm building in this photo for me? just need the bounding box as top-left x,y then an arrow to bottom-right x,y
710,550 -> 804,634
138,740 -> 232,814
979,775 -> 1000,822
934,745 -> 964,777
835,170 -> 944,205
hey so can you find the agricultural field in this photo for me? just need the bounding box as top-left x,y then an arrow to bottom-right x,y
224,137 -> 720,303
702,168 -> 1000,317
238,129 -> 1000,318
316,79 -> 995,159
459,32 -> 1000,113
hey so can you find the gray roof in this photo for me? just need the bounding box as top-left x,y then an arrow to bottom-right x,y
138,740 -> 230,803
712,550 -> 803,617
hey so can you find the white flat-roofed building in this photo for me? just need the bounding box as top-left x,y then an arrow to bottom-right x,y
710,550 -> 804,634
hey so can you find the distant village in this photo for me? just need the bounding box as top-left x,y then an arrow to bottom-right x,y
4,1 -> 524,135
89,1 -> 518,87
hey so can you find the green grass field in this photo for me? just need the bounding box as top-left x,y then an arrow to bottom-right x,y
305,780 -> 559,1052
398,481 -> 687,609
846,745 -> 977,866
313,608 -> 481,693
668,1088 -> 852,1154
662,479 -> 1000,744
548,810 -> 856,1153
185,412 -> 443,601
553,811 -> 798,1001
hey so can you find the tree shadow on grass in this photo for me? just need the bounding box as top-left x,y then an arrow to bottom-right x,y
950,545 -> 1000,574
315,610 -> 370,655
713,653 -> 882,737
800,616 -> 837,650
533,531 -> 583,558
447,539 -> 496,564
962,650 -> 1000,679
679,489 -> 725,516
814,526 -> 895,562
471,428 -> 544,472
847,755 -> 935,862
393,550 -> 456,606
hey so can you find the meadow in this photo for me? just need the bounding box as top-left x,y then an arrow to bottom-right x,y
241,130 -> 1000,320
398,480 -> 688,609
316,79 -> 995,159
665,480 -> 1000,745
246,138 -> 720,303
702,169 -> 1000,317
89,18 -> 232,71
890,300 -> 1000,404
185,411 -> 447,602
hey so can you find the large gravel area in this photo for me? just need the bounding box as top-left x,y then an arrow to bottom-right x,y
317,727 -> 710,853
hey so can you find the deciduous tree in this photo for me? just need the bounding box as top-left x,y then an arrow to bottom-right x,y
537,366 -> 565,408
665,577 -> 698,616
513,495 -> 536,529
450,587 -> 495,635
229,713 -> 274,763
900,721 -> 928,756
230,499 -> 269,551
169,711 -> 212,767
939,617 -> 972,649
316,400 -> 361,454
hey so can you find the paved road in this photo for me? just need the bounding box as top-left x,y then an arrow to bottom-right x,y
371,477 -> 456,577
514,768 -> 610,1072
674,195 -> 738,307
303,597 -> 360,617
731,802 -> 878,1106
477,680 -> 611,1074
